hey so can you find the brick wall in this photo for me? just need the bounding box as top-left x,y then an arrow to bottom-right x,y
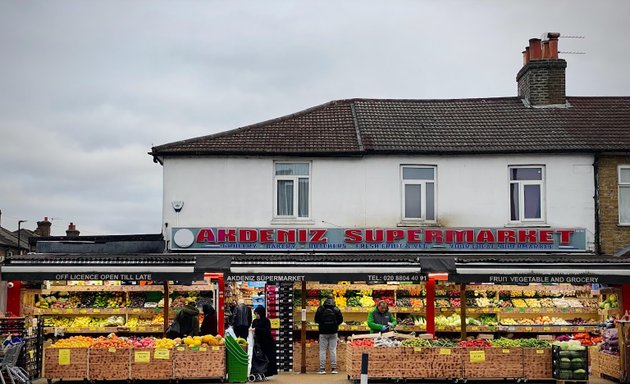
598,155 -> 630,255
516,59 -> 567,106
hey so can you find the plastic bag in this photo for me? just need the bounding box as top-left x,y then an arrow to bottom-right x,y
225,325 -> 237,339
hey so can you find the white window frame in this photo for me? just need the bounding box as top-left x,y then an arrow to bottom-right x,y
400,165 -> 437,222
273,161 -> 311,220
619,165 -> 630,225
508,165 -> 546,223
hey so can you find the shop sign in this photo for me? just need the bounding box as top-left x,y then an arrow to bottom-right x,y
52,273 -> 153,281
172,227 -> 587,252
452,274 -> 602,284
225,273 -> 425,284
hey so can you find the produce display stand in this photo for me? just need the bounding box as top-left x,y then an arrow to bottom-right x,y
88,348 -> 131,381
346,344 -> 554,382
129,347 -> 174,380
292,341 -> 346,372
43,347 -> 89,382
598,350 -> 622,381
173,346 -> 226,381
462,347 -> 523,379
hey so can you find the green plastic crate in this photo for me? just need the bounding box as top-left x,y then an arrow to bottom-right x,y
225,335 -> 249,383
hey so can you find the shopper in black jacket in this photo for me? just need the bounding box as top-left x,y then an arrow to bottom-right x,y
251,305 -> 278,377
314,295 -> 343,374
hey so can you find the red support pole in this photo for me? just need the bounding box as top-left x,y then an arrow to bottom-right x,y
217,274 -> 225,336
622,284 -> 630,316
426,279 -> 435,337
6,280 -> 21,316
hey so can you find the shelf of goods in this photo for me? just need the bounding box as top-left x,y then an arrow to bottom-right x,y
42,335 -> 226,381
24,281 -> 216,335
345,336 -> 553,381
0,317 -> 41,380
293,282 -> 611,335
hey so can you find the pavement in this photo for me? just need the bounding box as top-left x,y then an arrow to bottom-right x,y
32,373 -> 618,383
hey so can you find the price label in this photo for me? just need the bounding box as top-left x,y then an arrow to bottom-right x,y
536,350 -> 545,354
93,309 -> 101,313
439,348 -> 451,355
79,309 -> 87,314
65,309 -> 74,313
400,307 -> 409,311
518,308 -> 526,313
469,350 -> 485,363
351,326 -> 358,330
113,308 -> 121,313
482,308 -> 490,313
560,327 -> 569,332
132,308 -> 140,313
440,307 -> 447,312
58,349 -> 71,365
469,326 -> 479,331
52,309 -> 60,314
212,346 -> 220,351
578,326 -> 586,331
177,347 -> 185,351
89,326 -> 98,331
138,327 -> 146,331
505,307 -> 513,312
306,343 -> 311,348
413,347 -> 422,352
543,327 -> 551,331
525,327 -> 533,331
108,348 -> 116,353
532,308 -> 540,313
502,349 -> 510,354
134,351 -> 151,363
199,347 -> 207,352
154,349 -> 170,360
270,318 -> 280,329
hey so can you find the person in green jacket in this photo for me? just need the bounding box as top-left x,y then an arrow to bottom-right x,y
367,300 -> 397,333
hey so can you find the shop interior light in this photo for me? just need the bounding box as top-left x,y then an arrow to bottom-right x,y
428,272 -> 449,281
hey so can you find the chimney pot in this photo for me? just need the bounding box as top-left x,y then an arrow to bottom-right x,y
547,32 -> 560,59
524,47 -> 531,64
529,38 -> 542,60
35,216 -> 52,237
542,41 -> 549,59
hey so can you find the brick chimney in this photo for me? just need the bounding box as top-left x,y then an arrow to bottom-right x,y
66,222 -> 80,237
35,217 -> 52,237
516,33 -> 567,106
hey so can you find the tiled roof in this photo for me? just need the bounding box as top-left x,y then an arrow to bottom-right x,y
150,97 -> 630,156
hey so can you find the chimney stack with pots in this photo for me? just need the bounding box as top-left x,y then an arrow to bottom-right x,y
516,32 -> 566,106
35,217 -> 52,237
66,222 -> 80,237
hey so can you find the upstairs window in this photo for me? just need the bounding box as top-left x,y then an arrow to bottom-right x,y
275,162 -> 310,219
401,166 -> 436,221
509,166 -> 545,222
619,166 -> 630,224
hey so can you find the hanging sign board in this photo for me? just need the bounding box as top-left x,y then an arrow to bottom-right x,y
172,227 -> 587,252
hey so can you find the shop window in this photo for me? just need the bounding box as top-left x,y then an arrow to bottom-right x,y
274,162 -> 310,219
401,166 -> 436,222
619,166 -> 630,224
509,166 -> 545,223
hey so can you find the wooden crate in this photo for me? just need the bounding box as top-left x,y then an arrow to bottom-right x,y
589,346 -> 601,377
346,345 -> 440,379
88,348 -> 131,380
599,351 -> 621,380
173,346 -> 226,378
428,347 -> 463,378
523,348 -> 552,379
463,348 -> 524,379
130,348 -> 173,380
293,342 -> 346,372
43,347 -> 88,380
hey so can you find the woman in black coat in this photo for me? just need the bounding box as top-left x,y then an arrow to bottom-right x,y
200,303 -> 218,336
251,305 -> 278,377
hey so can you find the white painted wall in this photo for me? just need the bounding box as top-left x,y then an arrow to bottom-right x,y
161,154 -> 595,249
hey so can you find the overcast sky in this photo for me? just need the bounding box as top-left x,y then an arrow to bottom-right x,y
1,1 -> 629,236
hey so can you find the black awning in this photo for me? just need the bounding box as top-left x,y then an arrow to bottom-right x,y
225,252 -> 422,283
453,253 -> 630,284
1,253 -> 202,282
